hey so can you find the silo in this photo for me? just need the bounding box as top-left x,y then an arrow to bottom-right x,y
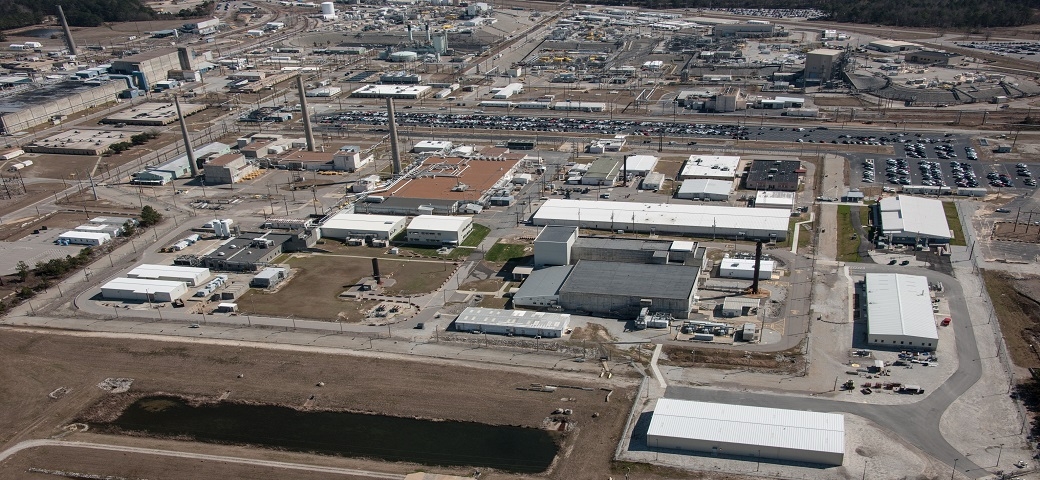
320,2 -> 336,15
432,34 -> 448,54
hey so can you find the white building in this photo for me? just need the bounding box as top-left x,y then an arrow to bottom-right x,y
864,273 -> 939,350
251,267 -> 288,288
647,398 -> 844,466
641,172 -> 666,191
754,190 -> 795,210
319,212 -> 407,240
412,140 -> 453,154
877,196 -> 951,245
676,179 -> 732,201
532,199 -> 789,241
679,155 -> 741,180
492,83 -> 524,99
350,84 -> 432,99
405,215 -> 474,246
718,256 -> 775,280
623,155 -> 658,176
534,225 -> 578,267
74,223 -> 122,238
454,307 -> 570,338
57,231 -> 111,246
333,146 -> 373,171
101,278 -> 188,302
127,264 -> 211,287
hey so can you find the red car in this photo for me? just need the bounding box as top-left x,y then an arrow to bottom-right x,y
941,317 -> 952,326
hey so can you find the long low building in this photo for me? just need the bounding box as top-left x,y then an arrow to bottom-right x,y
406,215 -> 474,246
864,273 -> 939,350
101,278 -> 188,302
127,264 -> 211,287
531,199 -> 789,241
319,212 -> 407,240
875,195 -> 951,246
647,398 -> 845,466
453,307 -> 570,338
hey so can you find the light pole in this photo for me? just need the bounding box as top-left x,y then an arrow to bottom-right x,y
996,444 -> 1004,468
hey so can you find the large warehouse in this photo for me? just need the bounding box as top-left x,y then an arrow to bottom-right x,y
647,398 -> 845,466
531,199 -> 789,241
406,215 -> 474,246
101,278 -> 188,303
127,264 -> 211,287
453,307 -> 571,338
864,273 -> 939,350
319,212 -> 407,240
875,196 -> 951,246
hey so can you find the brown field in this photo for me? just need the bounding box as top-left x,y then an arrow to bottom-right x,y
0,330 -> 635,480
660,343 -> 805,374
239,254 -> 454,321
812,97 -> 876,107
993,222 -> 1040,243
0,180 -> 65,219
983,270 -> 1040,370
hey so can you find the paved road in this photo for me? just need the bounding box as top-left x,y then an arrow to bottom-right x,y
0,439 -> 403,479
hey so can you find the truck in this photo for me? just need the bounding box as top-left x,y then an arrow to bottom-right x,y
899,385 -> 924,394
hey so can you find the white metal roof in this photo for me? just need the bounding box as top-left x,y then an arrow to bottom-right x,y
865,273 -> 939,341
755,190 -> 795,206
455,307 -> 571,331
879,196 -> 950,239
680,155 -> 740,179
407,214 -> 472,232
720,257 -> 776,272
624,155 -> 659,173
322,212 -> 406,232
128,264 -> 210,278
532,199 -> 790,232
678,179 -> 733,196
648,398 -> 844,454
101,278 -> 185,294
669,240 -> 696,252
58,231 -> 111,240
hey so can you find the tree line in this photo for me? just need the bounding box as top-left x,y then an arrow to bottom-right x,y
0,0 -> 216,30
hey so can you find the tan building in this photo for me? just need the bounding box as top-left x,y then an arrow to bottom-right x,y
204,153 -> 256,184
805,48 -> 844,83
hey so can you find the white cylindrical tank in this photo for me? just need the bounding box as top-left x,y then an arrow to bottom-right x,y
320,1 -> 335,15
388,51 -> 418,62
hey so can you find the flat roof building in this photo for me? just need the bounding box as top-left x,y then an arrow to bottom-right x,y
532,199 -> 789,241
864,273 -> 939,350
804,48 -> 844,83
57,231 -> 111,246
0,80 -> 125,134
25,128 -> 145,156
754,190 -> 796,210
905,50 -> 961,66
679,155 -> 740,180
745,159 -> 804,191
251,266 -> 288,288
204,153 -> 257,184
127,264 -> 211,286
875,196 -> 951,246
319,212 -> 407,240
647,398 -> 844,466
199,233 -> 304,272
454,307 -> 570,338
413,140 -> 453,154
533,225 -> 578,267
102,102 -> 207,126
868,40 -> 919,52
582,157 -> 621,185
623,155 -> 658,176
405,215 -> 474,246
718,256 -> 775,280
558,260 -> 699,318
350,84 -> 432,99
101,278 -> 188,303
676,179 -> 732,201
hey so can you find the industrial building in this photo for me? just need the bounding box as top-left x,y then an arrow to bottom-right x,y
623,155 -> 658,177
534,226 -> 704,268
101,102 -> 207,126
319,212 -> 407,240
73,223 -> 122,238
745,159 -> 804,191
713,22 -> 777,37
0,79 -> 125,134
804,49 -> 844,83
350,84 -> 432,99
754,191 -> 796,210
641,172 -> 666,191
101,278 -> 188,302
359,156 -> 524,216
868,40 -> 919,52
405,215 -> 473,246
533,226 -> 578,267
204,153 -> 257,184
25,128 -> 145,155
676,179 -> 732,201
57,231 -> 111,246
109,47 -> 200,91
196,232 -> 308,272
532,199 -> 789,241
582,157 -> 621,185
413,140 -> 453,154
718,256 -> 775,280
453,307 -> 570,338
127,264 -> 211,286
647,398 -> 845,466
333,146 -> 373,171
679,155 -> 741,180
132,142 -> 230,185
251,267 -> 288,288
874,196 -> 951,246
904,50 -> 961,66
864,273 -> 939,350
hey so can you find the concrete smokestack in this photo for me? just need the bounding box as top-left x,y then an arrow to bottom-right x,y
174,96 -> 200,177
371,257 -> 382,284
296,75 -> 317,152
408,24 -> 413,43
426,23 -> 432,43
751,240 -> 763,294
56,5 -> 78,56
385,97 -> 402,175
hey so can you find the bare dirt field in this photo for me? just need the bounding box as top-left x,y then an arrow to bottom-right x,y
0,330 -> 635,480
659,343 -> 805,375
239,254 -> 453,320
982,270 -> 1040,369
993,222 -> 1040,243
0,180 -> 65,219
0,211 -> 95,241
812,97 -> 876,108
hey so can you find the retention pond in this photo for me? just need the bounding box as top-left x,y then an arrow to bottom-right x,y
102,396 -> 559,473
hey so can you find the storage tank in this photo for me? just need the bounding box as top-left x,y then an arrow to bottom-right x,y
389,51 -> 418,62
692,333 -> 714,342
320,1 -> 335,15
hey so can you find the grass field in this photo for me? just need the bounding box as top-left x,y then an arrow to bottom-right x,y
239,255 -> 453,321
484,242 -> 529,263
942,201 -> 967,246
837,205 -> 862,262
461,223 -> 491,247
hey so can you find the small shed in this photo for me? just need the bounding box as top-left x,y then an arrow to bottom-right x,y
741,322 -> 758,342
721,296 -> 761,317
841,190 -> 865,203
251,267 -> 288,288
216,302 -> 238,313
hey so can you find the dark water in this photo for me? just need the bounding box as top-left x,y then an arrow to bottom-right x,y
20,28 -> 62,38
107,396 -> 558,473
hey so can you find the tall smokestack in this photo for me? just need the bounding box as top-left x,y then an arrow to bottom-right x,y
408,24 -> 414,43
296,75 -> 317,152
56,5 -> 78,56
174,96 -> 200,177
385,97 -> 402,175
751,240 -> 763,294
426,23 -> 432,43
371,257 -> 382,284
622,155 -> 628,187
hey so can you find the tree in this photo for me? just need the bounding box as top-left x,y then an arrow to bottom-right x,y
123,220 -> 137,236
139,205 -> 163,227
15,261 -> 29,282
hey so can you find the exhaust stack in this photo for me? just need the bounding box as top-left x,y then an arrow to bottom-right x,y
296,75 -> 317,152
174,96 -> 199,177
57,6 -> 78,56
372,257 -> 382,284
386,97 -> 402,175
751,240 -> 763,294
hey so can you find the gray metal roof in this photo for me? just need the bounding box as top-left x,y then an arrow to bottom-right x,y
0,80 -> 115,113
574,237 -> 676,252
535,225 -> 577,244
514,265 -> 573,298
455,307 -> 571,331
560,261 -> 698,300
